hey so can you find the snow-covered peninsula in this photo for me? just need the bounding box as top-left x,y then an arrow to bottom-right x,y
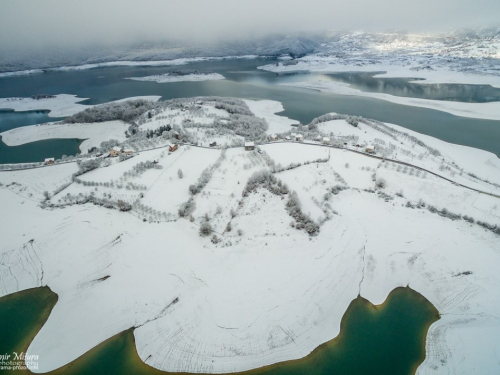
1,97 -> 500,375
0,94 -> 161,118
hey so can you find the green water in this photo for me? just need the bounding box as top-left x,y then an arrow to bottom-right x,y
0,287 -> 439,375
0,288 -> 57,362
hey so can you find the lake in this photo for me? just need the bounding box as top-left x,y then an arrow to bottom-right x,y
0,286 -> 439,375
0,58 -> 500,163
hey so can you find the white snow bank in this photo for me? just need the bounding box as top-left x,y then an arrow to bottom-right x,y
243,99 -> 299,134
280,80 -> 500,120
125,73 -> 225,83
258,57 -> 500,88
0,162 -> 78,201
0,56 -> 258,78
0,95 -> 88,118
0,95 -> 161,118
0,121 -> 129,153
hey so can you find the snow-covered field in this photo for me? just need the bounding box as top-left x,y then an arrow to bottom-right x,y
125,72 -> 225,83
1,98 -> 500,375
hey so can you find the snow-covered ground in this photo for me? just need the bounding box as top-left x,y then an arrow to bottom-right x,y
1,121 -> 129,153
243,99 -> 298,134
0,95 -> 161,118
255,30 -> 500,119
125,72 -> 225,83
1,98 -> 500,375
260,56 -> 500,88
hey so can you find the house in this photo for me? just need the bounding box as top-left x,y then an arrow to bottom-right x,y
210,142 -> 217,147
169,144 -> 178,152
285,136 -> 292,141
44,158 -> 55,165
365,145 -> 375,153
173,131 -> 180,140
123,149 -> 134,155
270,134 -> 278,141
315,135 -> 322,142
109,146 -> 123,157
244,141 -> 255,151
295,134 -> 303,142
322,137 -> 330,144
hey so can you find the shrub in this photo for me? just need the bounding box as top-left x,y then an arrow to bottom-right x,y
178,199 -> 196,217
375,178 -> 387,189
117,200 -> 132,212
199,222 -> 213,237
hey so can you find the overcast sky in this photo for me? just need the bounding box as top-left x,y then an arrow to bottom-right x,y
1,0 -> 499,50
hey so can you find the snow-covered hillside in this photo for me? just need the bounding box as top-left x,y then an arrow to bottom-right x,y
1,97 -> 499,375
260,29 -> 500,86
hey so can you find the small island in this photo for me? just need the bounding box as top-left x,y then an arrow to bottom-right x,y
126,70 -> 225,83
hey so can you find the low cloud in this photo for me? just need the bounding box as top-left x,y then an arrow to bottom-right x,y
1,0 -> 499,51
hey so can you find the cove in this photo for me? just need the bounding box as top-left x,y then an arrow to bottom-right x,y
0,286 -> 439,375
0,136 -> 83,164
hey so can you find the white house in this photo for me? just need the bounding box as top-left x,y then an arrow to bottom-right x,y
295,134 -> 304,142
322,137 -> 330,144
44,158 -> 55,165
244,141 -> 255,151
270,134 -> 278,141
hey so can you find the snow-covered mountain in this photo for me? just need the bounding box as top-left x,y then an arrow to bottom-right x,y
1,27 -> 498,74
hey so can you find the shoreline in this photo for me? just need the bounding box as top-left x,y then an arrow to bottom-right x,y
280,80 -> 500,121
0,286 -> 438,375
0,56 -> 262,78
258,59 -> 500,88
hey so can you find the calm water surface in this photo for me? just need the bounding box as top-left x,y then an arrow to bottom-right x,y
0,59 -> 499,161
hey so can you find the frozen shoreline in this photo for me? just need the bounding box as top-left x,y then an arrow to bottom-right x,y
0,94 -> 161,118
0,95 -> 161,152
0,120 -> 130,153
280,80 -> 500,120
0,56 -> 258,78
258,57 -> 500,88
